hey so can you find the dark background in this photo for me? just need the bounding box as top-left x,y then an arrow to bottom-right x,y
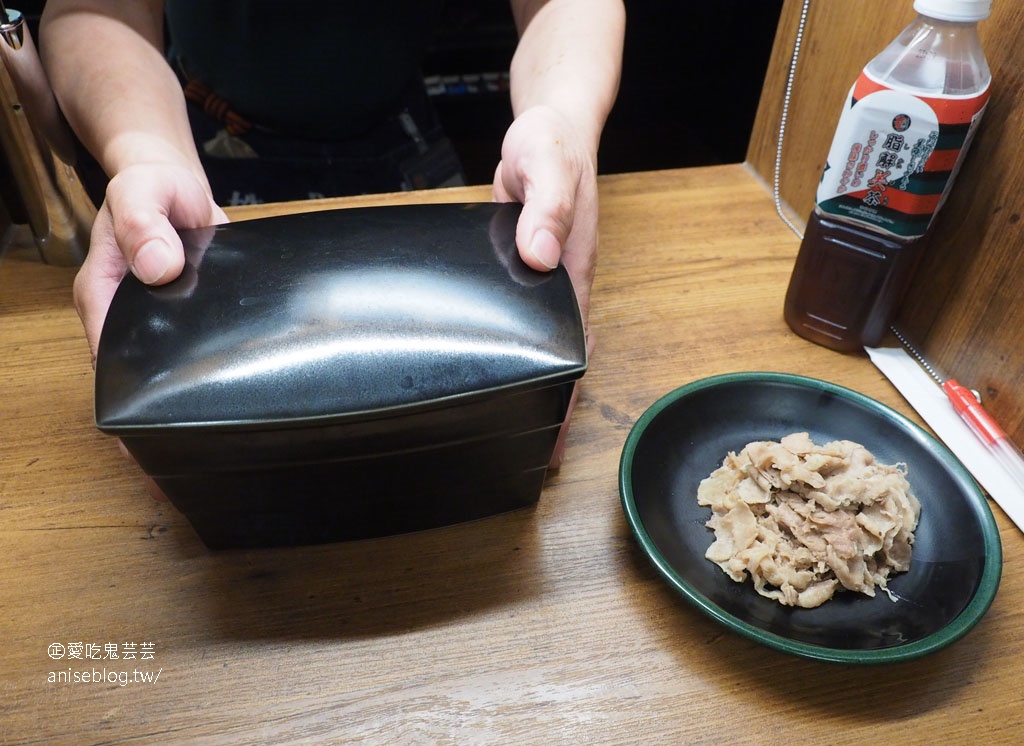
425,1 -> 784,183
5,1 -> 783,210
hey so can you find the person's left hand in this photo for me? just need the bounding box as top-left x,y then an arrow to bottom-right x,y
493,104 -> 599,327
493,104 -> 600,467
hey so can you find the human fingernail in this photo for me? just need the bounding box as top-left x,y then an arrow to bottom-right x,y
132,239 -> 174,284
529,229 -> 561,270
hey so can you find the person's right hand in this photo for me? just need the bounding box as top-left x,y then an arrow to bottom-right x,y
74,162 -> 228,366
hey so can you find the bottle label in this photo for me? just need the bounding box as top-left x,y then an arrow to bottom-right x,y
815,70 -> 989,239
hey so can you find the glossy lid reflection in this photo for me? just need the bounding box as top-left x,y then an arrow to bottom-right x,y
95,202 -> 586,430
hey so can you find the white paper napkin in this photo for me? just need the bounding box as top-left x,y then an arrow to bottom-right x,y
866,345 -> 1024,533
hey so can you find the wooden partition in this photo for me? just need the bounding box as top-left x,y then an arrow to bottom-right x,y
747,0 -> 1024,446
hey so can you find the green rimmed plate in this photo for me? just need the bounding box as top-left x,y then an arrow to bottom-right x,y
619,372 -> 1002,664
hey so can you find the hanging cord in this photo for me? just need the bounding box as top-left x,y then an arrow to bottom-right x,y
773,0 -> 812,241
890,325 -> 947,385
183,77 -> 254,137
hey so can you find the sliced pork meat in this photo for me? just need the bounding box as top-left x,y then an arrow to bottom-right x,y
697,433 -> 921,608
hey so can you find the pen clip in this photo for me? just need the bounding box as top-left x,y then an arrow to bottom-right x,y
942,379 -> 1006,445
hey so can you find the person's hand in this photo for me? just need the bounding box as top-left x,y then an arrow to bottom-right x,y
74,162 -> 229,365
493,104 -> 601,468
493,104 -> 599,327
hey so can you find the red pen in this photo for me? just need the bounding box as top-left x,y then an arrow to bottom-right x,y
943,379 -> 1024,493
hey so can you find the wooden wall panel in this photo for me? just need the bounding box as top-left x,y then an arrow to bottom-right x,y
747,0 -> 1024,447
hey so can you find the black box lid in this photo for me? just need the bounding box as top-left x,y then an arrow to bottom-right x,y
95,202 -> 587,433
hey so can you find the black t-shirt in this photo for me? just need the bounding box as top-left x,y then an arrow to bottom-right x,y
164,0 -> 446,140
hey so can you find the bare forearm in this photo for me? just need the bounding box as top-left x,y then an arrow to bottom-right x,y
509,0 -> 625,155
40,0 -> 206,184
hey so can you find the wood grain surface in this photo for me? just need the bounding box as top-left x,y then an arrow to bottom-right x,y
748,0 -> 1024,449
1,166 -> 1021,744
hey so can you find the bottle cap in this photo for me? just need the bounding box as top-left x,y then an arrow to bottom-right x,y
913,0 -> 992,21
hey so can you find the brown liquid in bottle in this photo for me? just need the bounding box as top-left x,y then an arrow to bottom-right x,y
784,212 -> 926,352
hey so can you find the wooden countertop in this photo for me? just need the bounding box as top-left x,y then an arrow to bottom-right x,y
2,164 -> 1021,744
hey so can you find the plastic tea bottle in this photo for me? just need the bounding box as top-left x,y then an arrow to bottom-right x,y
783,0 -> 992,351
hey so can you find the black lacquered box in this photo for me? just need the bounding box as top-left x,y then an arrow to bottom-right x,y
94,203 -> 587,549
